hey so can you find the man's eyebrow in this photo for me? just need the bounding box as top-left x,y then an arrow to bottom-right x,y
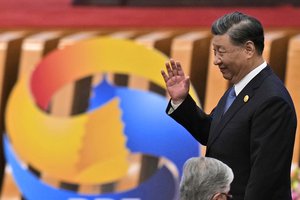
212,43 -> 223,48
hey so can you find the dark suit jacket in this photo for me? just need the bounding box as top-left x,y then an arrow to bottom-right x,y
168,66 -> 297,200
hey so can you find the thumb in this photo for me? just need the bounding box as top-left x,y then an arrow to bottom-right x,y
184,76 -> 190,83
184,76 -> 190,88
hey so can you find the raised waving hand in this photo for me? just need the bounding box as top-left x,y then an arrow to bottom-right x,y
161,59 -> 190,104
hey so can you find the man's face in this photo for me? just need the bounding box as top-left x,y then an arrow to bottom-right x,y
212,34 -> 248,84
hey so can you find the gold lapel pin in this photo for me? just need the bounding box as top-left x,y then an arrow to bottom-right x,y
244,95 -> 249,103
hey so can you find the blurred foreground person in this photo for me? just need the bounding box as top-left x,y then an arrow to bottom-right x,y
180,157 -> 233,200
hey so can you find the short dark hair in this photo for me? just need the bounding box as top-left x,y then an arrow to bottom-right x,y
211,11 -> 264,55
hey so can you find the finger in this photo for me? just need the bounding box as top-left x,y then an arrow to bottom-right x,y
165,61 -> 174,77
170,59 -> 178,76
176,61 -> 185,77
161,70 -> 169,83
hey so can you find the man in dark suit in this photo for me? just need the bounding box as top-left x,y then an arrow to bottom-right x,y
161,12 -> 297,200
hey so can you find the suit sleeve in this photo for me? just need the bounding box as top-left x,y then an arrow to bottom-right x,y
167,94 -> 212,146
244,97 -> 297,200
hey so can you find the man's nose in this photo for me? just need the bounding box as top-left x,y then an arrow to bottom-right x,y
213,54 -> 222,65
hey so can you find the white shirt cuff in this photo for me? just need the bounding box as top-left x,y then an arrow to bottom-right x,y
168,99 -> 183,114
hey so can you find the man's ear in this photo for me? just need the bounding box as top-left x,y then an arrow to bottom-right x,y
211,194 -> 217,200
211,193 -> 226,200
244,40 -> 255,58
211,193 -> 221,200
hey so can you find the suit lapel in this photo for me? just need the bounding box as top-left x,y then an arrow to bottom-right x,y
209,89 -> 228,135
207,66 -> 273,149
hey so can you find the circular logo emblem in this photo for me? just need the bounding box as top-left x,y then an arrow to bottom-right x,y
5,37 -> 200,199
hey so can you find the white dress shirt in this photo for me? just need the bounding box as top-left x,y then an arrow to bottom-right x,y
234,61 -> 267,96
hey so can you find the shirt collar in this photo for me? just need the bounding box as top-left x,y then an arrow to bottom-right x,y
234,61 -> 267,95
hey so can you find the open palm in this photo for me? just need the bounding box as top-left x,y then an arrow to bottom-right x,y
161,59 -> 190,104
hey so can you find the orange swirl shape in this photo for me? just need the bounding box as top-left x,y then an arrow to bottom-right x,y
5,37 -> 199,185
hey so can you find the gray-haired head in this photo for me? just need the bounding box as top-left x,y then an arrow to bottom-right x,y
179,157 -> 234,200
211,11 -> 264,55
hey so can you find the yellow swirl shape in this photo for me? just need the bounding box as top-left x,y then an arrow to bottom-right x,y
7,76 -> 128,184
6,37 -> 200,185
